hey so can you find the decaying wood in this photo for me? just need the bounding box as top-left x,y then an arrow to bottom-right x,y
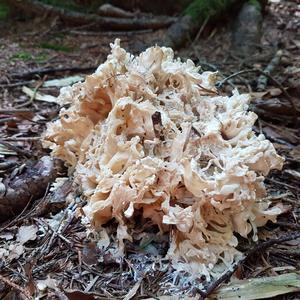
6,0 -> 176,30
0,156 -> 64,222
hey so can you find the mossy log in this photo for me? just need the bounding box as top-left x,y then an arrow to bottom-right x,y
162,0 -> 239,49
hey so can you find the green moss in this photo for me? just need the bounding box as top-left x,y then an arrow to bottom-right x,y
35,53 -> 49,63
0,2 -> 9,20
184,0 -> 236,22
11,48 -> 50,62
248,0 -> 261,10
40,42 -> 73,52
11,51 -> 32,61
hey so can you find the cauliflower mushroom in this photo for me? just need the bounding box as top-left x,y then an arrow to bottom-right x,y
43,39 -> 284,280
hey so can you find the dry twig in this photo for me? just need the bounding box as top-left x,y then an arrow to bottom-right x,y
15,77 -> 46,108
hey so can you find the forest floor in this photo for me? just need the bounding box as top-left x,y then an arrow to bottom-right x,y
0,1 -> 299,299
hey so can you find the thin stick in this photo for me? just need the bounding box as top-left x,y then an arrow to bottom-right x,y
15,76 -> 46,108
199,231 -> 300,299
0,80 -> 35,88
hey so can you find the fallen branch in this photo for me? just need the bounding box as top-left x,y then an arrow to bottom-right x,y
6,0 -> 176,30
199,231 -> 300,299
0,156 -> 64,222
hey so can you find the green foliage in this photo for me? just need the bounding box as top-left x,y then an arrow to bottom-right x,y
184,0 -> 236,22
0,1 -> 9,20
40,42 -> 73,52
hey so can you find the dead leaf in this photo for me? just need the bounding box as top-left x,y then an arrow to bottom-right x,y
210,273 -> 300,300
22,86 -> 58,103
37,276 -> 58,292
43,76 -> 84,88
250,88 -> 282,99
17,225 -> 38,244
8,244 -> 24,260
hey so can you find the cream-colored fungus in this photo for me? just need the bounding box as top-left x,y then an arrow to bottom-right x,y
43,40 -> 283,280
